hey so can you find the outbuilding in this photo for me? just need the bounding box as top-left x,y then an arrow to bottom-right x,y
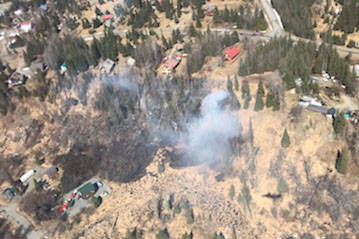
202,6 -> 217,16
7,72 -> 27,87
101,58 -> 116,74
3,187 -> 16,201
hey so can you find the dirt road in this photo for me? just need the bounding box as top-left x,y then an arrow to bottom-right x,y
0,202 -> 44,239
0,167 -> 47,239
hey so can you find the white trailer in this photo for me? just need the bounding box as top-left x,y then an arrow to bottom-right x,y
19,169 -> 36,184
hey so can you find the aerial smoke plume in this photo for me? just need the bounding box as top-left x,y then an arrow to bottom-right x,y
180,90 -> 241,164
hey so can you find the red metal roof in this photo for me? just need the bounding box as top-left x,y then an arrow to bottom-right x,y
102,14 -> 114,21
225,46 -> 241,60
164,58 -> 181,70
21,21 -> 31,26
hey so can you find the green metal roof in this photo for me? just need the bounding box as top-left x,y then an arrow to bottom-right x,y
78,183 -> 96,197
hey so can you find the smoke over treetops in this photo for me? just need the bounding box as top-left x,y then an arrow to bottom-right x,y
179,90 -> 242,165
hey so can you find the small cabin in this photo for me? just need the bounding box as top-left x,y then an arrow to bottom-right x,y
202,6 -> 217,16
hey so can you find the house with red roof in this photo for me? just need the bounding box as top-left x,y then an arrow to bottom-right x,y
224,46 -> 241,61
163,56 -> 181,72
20,21 -> 32,33
102,14 -> 114,21
102,14 -> 114,27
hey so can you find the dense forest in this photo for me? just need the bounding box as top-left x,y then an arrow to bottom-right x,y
238,37 -> 356,95
213,6 -> 267,31
334,0 -> 359,34
271,0 -> 315,39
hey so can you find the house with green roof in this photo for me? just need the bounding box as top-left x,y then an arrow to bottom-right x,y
78,182 -> 99,199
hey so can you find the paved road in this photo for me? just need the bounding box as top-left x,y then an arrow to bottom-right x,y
258,0 -> 359,60
259,0 -> 285,37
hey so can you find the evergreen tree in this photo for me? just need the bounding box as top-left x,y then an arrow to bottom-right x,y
230,93 -> 240,110
182,232 -> 193,239
234,75 -> 239,91
90,38 -> 101,63
227,76 -> 233,93
95,7 -> 103,16
156,229 -> 170,239
171,30 -> 178,44
189,24 -> 197,37
125,228 -> 142,239
254,92 -> 264,111
185,208 -> 194,224
176,29 -> 183,42
272,91 -> 280,111
265,91 -> 274,108
177,0 -> 182,18
257,80 -> 264,96
182,0 -> 189,7
231,31 -> 239,44
196,17 -> 202,28
241,80 -> 250,99
281,129 -> 290,148
336,148 -> 349,174
333,112 -> 346,136
244,95 -> 251,109
213,232 -> 226,239
213,8 -> 220,23
161,35 -> 169,50
99,28 -> 120,61
254,81 -> 265,111
223,6 -> 230,22
222,33 -> 232,47
92,18 -> 102,28
348,40 -> 356,48
82,18 -> 91,29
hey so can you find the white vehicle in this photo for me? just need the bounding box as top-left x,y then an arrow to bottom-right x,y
95,181 -> 103,188
19,169 -> 36,183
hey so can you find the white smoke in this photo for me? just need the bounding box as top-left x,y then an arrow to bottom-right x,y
181,90 -> 241,164
100,71 -> 139,92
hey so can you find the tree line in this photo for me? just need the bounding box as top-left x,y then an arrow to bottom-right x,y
213,6 -> 267,31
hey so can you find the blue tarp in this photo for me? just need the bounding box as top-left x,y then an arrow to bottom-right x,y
40,4 -> 48,11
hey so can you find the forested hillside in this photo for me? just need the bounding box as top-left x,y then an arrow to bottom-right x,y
239,37 -> 356,95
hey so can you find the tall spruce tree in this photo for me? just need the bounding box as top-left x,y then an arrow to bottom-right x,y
241,80 -> 250,99
333,112 -> 346,136
227,76 -> 233,93
234,75 -> 239,91
257,80 -> 264,96
254,92 -> 264,111
281,129 -> 290,148
254,81 -> 265,111
336,148 -> 349,174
